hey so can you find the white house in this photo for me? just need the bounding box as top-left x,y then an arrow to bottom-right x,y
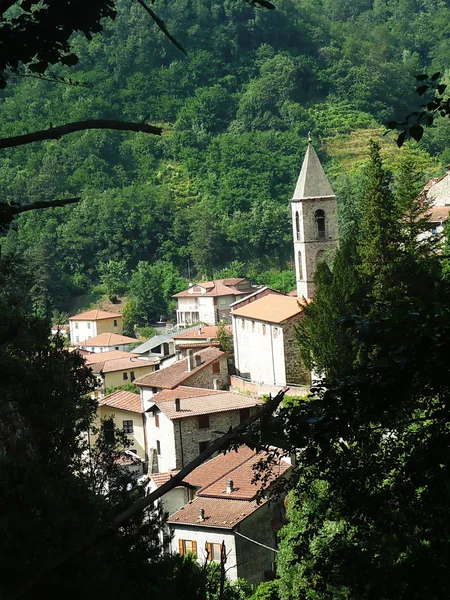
173,279 -> 254,326
131,334 -> 176,359
167,445 -> 291,585
69,309 -> 123,346
231,294 -> 310,395
144,387 -> 263,472
76,332 -> 137,353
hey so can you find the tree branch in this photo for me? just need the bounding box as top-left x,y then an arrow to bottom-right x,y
22,388 -> 287,596
11,197 -> 81,215
136,0 -> 187,56
0,120 -> 162,149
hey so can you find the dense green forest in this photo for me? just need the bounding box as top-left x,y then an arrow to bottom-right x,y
2,0 -> 450,322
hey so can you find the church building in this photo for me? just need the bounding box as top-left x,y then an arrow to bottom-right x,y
231,137 -> 337,395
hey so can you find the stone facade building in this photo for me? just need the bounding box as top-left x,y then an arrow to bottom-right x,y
292,138 -> 339,298
145,387 -> 263,471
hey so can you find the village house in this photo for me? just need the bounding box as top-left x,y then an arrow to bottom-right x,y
173,279 -> 254,327
144,387 -> 263,472
166,445 -> 290,585
132,334 -> 176,359
69,309 -> 123,345
85,351 -> 159,398
231,294 -> 311,396
91,389 -> 146,462
135,346 -> 229,407
172,325 -> 231,356
76,332 -> 137,353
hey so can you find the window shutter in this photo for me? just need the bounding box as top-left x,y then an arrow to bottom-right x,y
206,542 -> 212,560
178,539 -> 184,555
192,540 -> 197,556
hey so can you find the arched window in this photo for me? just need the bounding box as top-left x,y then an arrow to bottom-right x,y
315,209 -> 326,239
295,211 -> 301,241
297,251 -> 303,280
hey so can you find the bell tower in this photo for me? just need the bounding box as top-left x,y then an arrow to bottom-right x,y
292,136 -> 338,298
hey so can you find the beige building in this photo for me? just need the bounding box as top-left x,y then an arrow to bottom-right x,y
173,279 -> 254,326
69,309 -> 123,346
232,294 -> 311,392
292,139 -> 338,298
92,389 -> 146,461
85,351 -> 158,397
76,332 -> 137,353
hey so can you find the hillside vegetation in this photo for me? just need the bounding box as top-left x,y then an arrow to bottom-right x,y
1,0 -> 450,321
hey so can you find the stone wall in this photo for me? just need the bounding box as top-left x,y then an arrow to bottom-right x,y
183,356 -> 229,390
283,318 -> 311,386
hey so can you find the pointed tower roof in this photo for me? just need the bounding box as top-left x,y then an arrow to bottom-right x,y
292,137 -> 335,200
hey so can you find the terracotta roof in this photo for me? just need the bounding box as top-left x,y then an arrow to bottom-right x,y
154,386 -> 224,402
98,390 -> 142,413
173,279 -> 253,298
173,325 -> 231,340
151,391 -> 263,420
69,309 -> 122,321
76,332 -> 137,347
229,287 -> 282,308
168,496 -> 265,529
88,355 -> 158,374
134,347 -> 226,389
232,295 -> 305,324
426,206 -> 450,223
150,472 -> 180,488
183,446 -> 257,489
287,289 -> 298,296
85,350 -> 138,364
177,342 -> 221,350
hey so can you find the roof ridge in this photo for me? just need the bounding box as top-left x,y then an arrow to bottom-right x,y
197,451 -> 257,496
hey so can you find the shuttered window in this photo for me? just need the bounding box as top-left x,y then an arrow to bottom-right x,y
205,542 -> 222,562
178,539 -> 197,556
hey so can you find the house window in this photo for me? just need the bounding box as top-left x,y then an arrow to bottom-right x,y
252,321 -> 255,332
123,372 -> 128,381
240,407 -> 250,422
115,346 -> 119,350
87,322 -> 91,329
315,209 -> 326,239
91,348 -> 95,352
241,319 -> 245,329
273,327 -> 278,339
113,319 -> 118,327
212,362 -> 220,374
198,414 -> 210,429
295,211 -> 301,241
155,413 -> 159,428
206,542 -> 223,562
179,539 -> 197,556
75,322 -> 79,329
152,387 -> 158,394
76,336 -> 79,343
156,440 -> 161,455
123,420 -> 134,434
130,371 -> 135,382
199,441 -> 209,454
103,420 -> 115,445
297,250 -> 303,280
262,324 -> 266,335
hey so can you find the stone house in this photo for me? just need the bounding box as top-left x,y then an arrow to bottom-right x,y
144,386 -> 263,472
92,389 -> 146,461
135,346 -> 229,407
166,445 -> 291,585
173,279 -> 254,326
231,294 -> 311,393
76,332 -> 137,353
172,325 -> 231,356
69,309 -> 123,346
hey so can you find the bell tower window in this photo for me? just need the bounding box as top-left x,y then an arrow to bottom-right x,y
297,251 -> 303,280
295,211 -> 301,241
315,209 -> 326,240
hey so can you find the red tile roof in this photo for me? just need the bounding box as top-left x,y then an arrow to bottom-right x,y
88,355 -> 158,374
150,471 -> 181,488
168,496 -> 264,529
76,332 -> 137,347
151,392 -> 263,420
134,347 -> 226,389
153,386 -> 224,402
98,390 -> 142,413
85,350 -> 136,363
173,279 -> 253,298
69,309 -> 122,321
232,295 -> 305,324
426,206 -> 450,223
173,325 -> 231,340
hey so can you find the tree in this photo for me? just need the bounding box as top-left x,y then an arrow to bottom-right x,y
273,143 -> 450,599
98,259 -> 127,301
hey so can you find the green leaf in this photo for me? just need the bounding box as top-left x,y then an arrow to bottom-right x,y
431,72 -> 441,80
397,131 -> 406,148
437,84 -> 447,95
386,121 -> 398,130
416,85 -> 428,96
60,53 -> 79,66
409,125 -> 423,142
414,74 -> 429,81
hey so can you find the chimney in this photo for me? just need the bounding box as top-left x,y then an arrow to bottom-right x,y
198,327 -> 203,335
187,349 -> 194,371
213,378 -> 219,390
194,354 -> 202,368
174,397 -> 181,412
226,479 -> 233,494
198,508 -> 205,522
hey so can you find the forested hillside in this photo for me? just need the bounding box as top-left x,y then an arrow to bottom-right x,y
2,0 -> 450,322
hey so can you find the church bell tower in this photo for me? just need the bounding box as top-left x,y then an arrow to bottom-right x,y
292,136 -> 338,298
